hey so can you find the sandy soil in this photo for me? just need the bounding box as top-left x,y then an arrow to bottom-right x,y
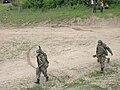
0,24 -> 120,90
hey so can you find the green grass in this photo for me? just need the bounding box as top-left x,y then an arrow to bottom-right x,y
0,5 -> 91,27
64,79 -> 106,90
26,86 -> 44,90
64,79 -> 89,89
0,5 -> 120,27
26,63 -> 119,90
89,69 -> 116,78
108,84 -> 120,90
89,71 -> 104,77
26,80 -> 56,90
89,84 -> 107,90
95,6 -> 120,18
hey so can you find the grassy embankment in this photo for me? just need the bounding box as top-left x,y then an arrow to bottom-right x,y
0,4 -> 120,27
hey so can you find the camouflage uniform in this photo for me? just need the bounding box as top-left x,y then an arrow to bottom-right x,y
93,0 -> 97,13
35,49 -> 49,84
99,0 -> 104,12
41,50 -> 49,64
96,40 -> 113,73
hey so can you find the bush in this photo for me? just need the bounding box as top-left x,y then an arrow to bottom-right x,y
24,0 -> 44,8
10,0 -> 120,9
43,0 -> 56,9
105,0 -> 120,5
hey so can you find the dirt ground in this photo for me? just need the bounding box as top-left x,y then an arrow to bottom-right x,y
0,22 -> 120,90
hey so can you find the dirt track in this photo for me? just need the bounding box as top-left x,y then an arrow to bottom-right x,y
0,24 -> 120,90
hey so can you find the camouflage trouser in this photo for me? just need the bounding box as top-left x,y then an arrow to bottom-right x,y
36,67 -> 48,80
93,5 -> 96,13
98,55 -> 106,69
100,6 -> 104,12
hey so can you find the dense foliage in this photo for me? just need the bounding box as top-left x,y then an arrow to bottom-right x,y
19,0 -> 120,9
0,0 -> 120,9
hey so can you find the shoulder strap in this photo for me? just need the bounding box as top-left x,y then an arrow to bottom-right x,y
99,46 -> 107,53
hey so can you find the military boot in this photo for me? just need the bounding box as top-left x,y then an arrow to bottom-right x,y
34,79 -> 40,84
101,68 -> 104,73
46,76 -> 49,82
107,58 -> 110,63
97,59 -> 99,62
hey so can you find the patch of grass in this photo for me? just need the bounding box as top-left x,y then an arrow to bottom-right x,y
26,79 -> 56,90
47,80 -> 56,88
0,5 -> 91,27
89,71 -> 103,77
108,84 -> 120,90
111,63 -> 120,67
64,79 -> 89,89
26,86 -> 44,90
107,69 -> 116,75
64,79 -> 106,90
95,5 -> 120,18
89,69 -> 116,78
0,4 -> 120,27
107,5 -> 120,17
89,84 -> 107,90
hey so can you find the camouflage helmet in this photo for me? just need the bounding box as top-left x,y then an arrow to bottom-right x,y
36,49 -> 41,53
98,40 -> 103,43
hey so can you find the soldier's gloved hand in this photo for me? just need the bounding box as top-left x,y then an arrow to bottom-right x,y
111,53 -> 113,56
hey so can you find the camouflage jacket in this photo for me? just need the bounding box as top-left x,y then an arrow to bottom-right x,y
36,54 -> 49,69
96,43 -> 113,56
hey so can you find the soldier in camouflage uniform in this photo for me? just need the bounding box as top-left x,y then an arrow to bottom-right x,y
34,49 -> 49,84
99,0 -> 104,12
93,0 -> 98,13
96,40 -> 113,73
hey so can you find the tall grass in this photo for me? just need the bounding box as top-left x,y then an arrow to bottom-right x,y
0,5 -> 91,26
0,3 -> 120,26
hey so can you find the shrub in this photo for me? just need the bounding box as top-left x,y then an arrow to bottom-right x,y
10,0 -> 120,9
